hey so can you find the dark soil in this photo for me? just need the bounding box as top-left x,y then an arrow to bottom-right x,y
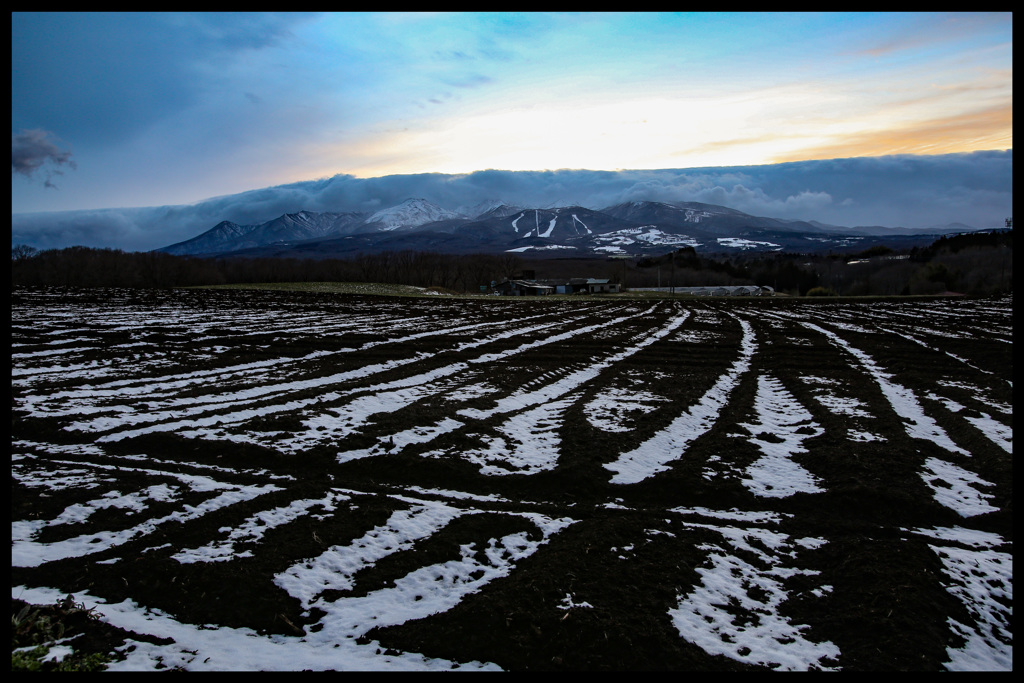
10,287 -> 1013,671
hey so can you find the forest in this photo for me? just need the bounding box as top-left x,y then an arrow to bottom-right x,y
10,229 -> 1012,297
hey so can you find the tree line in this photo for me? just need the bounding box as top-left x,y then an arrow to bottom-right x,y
10,247 -> 525,293
625,231 -> 1012,296
11,229 -> 1012,296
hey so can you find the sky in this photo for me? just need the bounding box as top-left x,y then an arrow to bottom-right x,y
11,12 -> 1013,251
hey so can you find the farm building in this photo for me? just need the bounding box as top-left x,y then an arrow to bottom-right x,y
544,278 -> 592,294
493,279 -> 556,296
494,278 -> 622,295
542,278 -> 622,294
585,278 -> 621,293
670,285 -> 774,296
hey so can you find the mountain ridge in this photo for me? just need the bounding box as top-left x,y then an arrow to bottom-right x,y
154,198 -> 986,258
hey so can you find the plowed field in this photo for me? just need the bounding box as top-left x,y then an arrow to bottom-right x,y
11,287 -> 1012,671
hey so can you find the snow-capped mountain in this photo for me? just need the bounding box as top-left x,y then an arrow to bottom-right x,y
363,198 -> 464,231
158,220 -> 257,256
156,198 -> 979,258
158,211 -> 366,256
455,199 -> 524,221
600,201 -> 822,236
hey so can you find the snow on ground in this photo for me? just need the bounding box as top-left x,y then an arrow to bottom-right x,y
173,490 -> 354,564
716,238 -> 781,250
919,457 -> 998,518
446,307 -> 690,475
13,584 -> 500,671
667,513 -> 839,671
738,376 -> 825,498
12,477 -> 574,671
925,392 -> 1013,454
584,386 -> 670,433
604,315 -> 756,484
11,292 -> 1012,671
907,526 -> 1012,671
505,244 -> 575,252
796,320 -> 1004,517
12,453 -> 282,568
800,376 -> 873,418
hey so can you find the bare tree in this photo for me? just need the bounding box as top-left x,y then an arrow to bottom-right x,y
12,244 -> 38,261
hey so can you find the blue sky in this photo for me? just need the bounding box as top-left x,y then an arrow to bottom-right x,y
11,12 -> 1013,249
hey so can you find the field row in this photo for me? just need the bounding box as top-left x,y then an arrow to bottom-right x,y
11,288 -> 1012,671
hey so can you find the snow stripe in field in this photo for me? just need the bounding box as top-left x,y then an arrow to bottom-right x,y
800,322 -> 969,457
906,526 -> 1012,671
919,457 -> 998,518
275,501 -> 467,608
176,305 -> 652,453
668,519 -> 838,671
65,307 -> 616,439
12,457 -> 281,567
294,512 -> 575,645
172,490 -> 353,564
878,325 -> 1010,386
89,354 -> 435,441
340,306 -> 686,471
23,308 -> 565,418
258,307 -> 634,452
274,498 -> 575,651
584,387 -> 670,433
451,309 -> 691,474
605,315 -> 756,485
12,584 -> 500,671
740,376 -> 825,498
458,305 -> 678,419
455,394 -> 580,476
925,392 -> 1012,454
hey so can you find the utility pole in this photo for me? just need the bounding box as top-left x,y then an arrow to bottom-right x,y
670,253 -> 676,295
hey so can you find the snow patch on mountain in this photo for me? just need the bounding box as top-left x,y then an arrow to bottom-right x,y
367,198 -> 464,231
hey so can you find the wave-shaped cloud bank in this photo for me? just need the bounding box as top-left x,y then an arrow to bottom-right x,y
12,150 -> 1011,252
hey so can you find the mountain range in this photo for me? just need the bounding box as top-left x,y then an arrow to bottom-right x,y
155,198 -> 984,259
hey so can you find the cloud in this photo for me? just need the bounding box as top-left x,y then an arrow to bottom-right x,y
852,12 -> 1010,58
11,13 -> 319,147
11,129 -> 76,188
772,104 -> 1013,163
11,151 -> 1012,252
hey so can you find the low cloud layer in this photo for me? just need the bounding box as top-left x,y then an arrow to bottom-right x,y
11,129 -> 76,188
12,150 -> 1012,252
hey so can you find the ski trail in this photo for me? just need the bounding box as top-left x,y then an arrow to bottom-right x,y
539,216 -> 557,238
571,214 -> 592,235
